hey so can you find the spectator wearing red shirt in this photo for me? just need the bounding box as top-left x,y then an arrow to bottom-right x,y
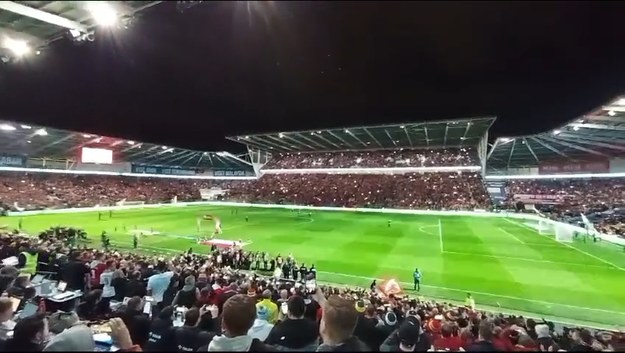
433,323 -> 463,351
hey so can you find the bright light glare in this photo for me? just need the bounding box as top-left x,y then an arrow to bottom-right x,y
552,129 -> 561,136
82,134 -> 92,138
87,2 -> 118,27
4,37 -> 30,57
608,110 -> 616,116
20,125 -> 31,129
617,98 -> 625,106
573,126 -> 580,131
34,128 -> 47,136
0,124 -> 16,131
127,140 -> 135,145
161,146 -> 168,150
69,28 -> 82,38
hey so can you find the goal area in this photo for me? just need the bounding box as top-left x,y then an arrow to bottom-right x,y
528,218 -> 578,243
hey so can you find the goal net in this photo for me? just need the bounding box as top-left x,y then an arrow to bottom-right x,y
535,219 -> 575,243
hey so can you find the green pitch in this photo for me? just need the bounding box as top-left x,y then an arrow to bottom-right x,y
4,205 -> 625,328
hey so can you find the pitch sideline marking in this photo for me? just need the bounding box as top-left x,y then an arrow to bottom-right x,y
442,250 -> 614,270
497,227 -> 526,244
503,218 -> 625,272
316,270 -> 625,316
438,218 -> 444,252
107,241 -> 625,317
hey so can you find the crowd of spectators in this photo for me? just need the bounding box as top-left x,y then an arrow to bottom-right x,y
263,149 -> 478,170
0,172 -> 248,212
505,179 -> 625,236
0,228 -> 621,352
228,173 -> 490,210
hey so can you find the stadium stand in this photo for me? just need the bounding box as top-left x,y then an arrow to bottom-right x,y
487,96 -> 625,238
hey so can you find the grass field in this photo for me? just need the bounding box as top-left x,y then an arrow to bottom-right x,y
4,205 -> 625,328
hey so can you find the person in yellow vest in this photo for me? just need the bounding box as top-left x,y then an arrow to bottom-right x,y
18,249 -> 38,276
256,289 -> 278,324
465,293 -> 475,310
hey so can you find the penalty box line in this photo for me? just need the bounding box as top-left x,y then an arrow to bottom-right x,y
440,250 -> 615,270
503,218 -> 625,272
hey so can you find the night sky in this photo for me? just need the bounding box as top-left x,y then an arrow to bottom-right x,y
1,1 -> 624,152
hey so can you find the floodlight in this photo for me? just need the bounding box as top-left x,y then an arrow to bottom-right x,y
316,131 -> 321,134
4,37 -> 30,57
400,125 -> 405,129
552,129 -> 561,136
127,140 -> 135,145
608,110 -> 616,116
87,2 -> 118,27
278,133 -> 284,138
161,146 -> 168,150
344,129 -> 350,133
82,134 -> 92,138
617,98 -> 625,106
34,128 -> 47,136
244,136 -> 249,139
20,125 -> 31,129
573,126 -> 580,131
0,124 -> 16,131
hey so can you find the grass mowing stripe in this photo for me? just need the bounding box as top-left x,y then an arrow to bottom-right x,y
441,250 -> 614,269
496,227 -> 525,244
504,218 -> 625,272
438,218 -> 444,252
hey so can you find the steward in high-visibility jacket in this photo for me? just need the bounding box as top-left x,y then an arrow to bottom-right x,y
18,250 -> 38,276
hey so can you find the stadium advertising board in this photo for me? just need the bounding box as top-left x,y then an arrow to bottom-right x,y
539,160 -> 609,174
213,169 -> 247,177
81,147 -> 113,164
132,165 -> 197,176
0,154 -> 26,167
513,194 -> 570,204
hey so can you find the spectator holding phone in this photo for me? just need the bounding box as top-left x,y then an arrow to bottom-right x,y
266,295 -> 319,351
144,306 -> 176,352
175,308 -> 213,352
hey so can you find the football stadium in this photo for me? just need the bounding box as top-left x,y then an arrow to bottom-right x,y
1,2 -> 625,352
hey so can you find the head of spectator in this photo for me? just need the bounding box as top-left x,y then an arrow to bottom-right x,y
47,311 -> 80,335
182,275 -> 195,291
207,294 -> 271,351
6,313 -> 48,351
287,295 -> 306,320
126,296 -> 143,313
43,322 -> 95,352
183,307 -> 201,327
247,303 -> 274,341
319,295 -> 369,350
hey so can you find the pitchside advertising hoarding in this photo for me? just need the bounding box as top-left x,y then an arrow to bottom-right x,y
0,154 -> 26,167
539,160 -> 610,174
512,194 -> 570,204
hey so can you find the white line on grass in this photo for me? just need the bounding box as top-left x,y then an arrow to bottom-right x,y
438,218 -> 444,252
442,250 -> 614,270
317,270 -> 625,316
503,218 -> 625,272
497,227 -> 525,244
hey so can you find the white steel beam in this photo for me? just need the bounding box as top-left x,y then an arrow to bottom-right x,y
544,136 -> 608,157
0,1 -> 88,32
506,139 -> 516,168
568,123 -> 625,131
523,138 -> 540,163
222,152 -> 253,166
530,137 -> 570,159
362,128 -> 383,148
383,129 -> 398,147
327,131 -> 356,149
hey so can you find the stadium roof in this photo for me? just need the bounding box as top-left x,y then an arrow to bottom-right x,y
228,117 -> 496,153
0,119 -> 252,170
487,95 -> 625,170
0,1 -> 161,60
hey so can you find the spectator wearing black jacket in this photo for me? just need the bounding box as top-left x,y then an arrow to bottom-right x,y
118,296 -> 151,348
266,295 -> 318,351
172,275 -> 200,309
77,289 -> 106,321
354,303 -> 384,351
379,316 -> 430,352
467,319 -> 498,352
3,313 -> 48,352
125,271 -> 147,299
145,306 -> 177,352
175,308 -> 213,352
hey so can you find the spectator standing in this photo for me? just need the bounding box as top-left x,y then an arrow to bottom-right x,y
112,269 -> 129,302
317,295 -> 370,351
175,308 -> 213,352
145,306 -> 177,352
147,261 -> 175,313
204,294 -> 273,351
172,275 -> 200,309
256,290 -> 278,324
467,319 -> 497,351
62,250 -> 90,291
247,304 -> 274,341
100,260 -> 117,310
4,313 -> 48,351
118,296 -> 151,348
265,295 -> 319,351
